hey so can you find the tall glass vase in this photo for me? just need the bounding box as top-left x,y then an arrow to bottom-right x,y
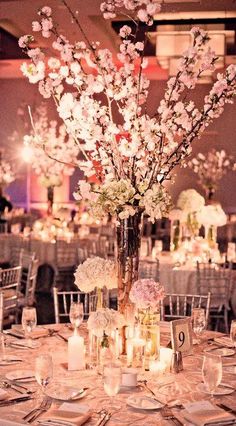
137,306 -> 160,370
47,186 -> 54,216
116,210 -> 142,352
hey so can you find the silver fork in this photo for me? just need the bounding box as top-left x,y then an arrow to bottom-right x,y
22,396 -> 51,423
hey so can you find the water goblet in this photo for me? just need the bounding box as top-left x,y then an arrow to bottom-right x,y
230,320 -> 236,348
192,308 -> 206,341
103,362 -> 122,410
69,302 -> 84,334
35,354 -> 53,399
202,353 -> 222,399
21,306 -> 37,348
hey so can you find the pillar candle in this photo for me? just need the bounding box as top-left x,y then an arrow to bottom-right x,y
126,339 -> 133,367
68,334 -> 85,371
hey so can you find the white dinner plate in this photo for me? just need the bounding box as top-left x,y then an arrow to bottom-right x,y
126,395 -> 164,411
197,383 -> 234,396
45,384 -> 87,401
5,370 -> 36,383
0,356 -> 22,366
224,365 -> 236,374
204,347 -> 235,357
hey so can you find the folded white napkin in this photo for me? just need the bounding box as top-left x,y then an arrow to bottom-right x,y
183,408 -> 236,426
40,403 -> 92,426
181,401 -> 236,426
214,337 -> 234,348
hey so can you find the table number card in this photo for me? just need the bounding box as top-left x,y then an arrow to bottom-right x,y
171,318 -> 192,353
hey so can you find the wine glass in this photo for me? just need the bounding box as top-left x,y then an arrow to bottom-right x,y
35,354 -> 53,399
192,308 -> 206,340
230,320 -> 236,348
69,302 -> 84,334
103,363 -> 122,410
21,306 -> 37,347
202,354 -> 222,398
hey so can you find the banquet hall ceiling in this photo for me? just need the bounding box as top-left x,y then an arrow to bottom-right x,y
0,0 -> 236,79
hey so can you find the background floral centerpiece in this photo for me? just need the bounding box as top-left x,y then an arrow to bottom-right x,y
188,149 -> 235,200
19,0 -> 236,327
197,204 -> 227,247
23,104 -> 79,214
177,189 -> 205,240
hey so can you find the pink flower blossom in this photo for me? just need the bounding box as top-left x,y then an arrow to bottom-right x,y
130,279 -> 165,309
32,21 -> 41,32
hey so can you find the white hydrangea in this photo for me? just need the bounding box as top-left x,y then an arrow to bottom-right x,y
74,257 -> 117,292
87,308 -> 126,337
177,189 -> 205,213
197,204 -> 227,227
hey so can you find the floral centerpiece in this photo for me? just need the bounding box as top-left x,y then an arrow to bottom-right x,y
177,189 -> 205,239
74,257 -> 117,308
0,152 -> 15,189
197,204 -> 227,247
130,278 -> 165,365
189,149 -> 235,200
19,0 -> 236,332
23,104 -> 79,214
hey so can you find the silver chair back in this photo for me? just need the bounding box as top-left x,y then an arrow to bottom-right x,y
160,292 -> 211,325
53,287 -> 90,324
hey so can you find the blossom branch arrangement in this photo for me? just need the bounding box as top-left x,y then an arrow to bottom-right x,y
18,1 -> 236,223
0,152 -> 15,188
23,103 -> 79,189
188,149 -> 235,199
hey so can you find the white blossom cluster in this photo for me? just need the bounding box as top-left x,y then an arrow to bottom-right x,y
74,257 -> 117,292
196,204 -> 227,227
23,104 -> 79,188
18,2 -> 236,222
177,189 -> 205,214
87,308 -> 126,337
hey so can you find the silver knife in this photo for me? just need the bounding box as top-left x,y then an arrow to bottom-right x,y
0,395 -> 32,406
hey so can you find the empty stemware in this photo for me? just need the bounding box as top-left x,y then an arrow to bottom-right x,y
202,353 -> 222,399
69,302 -> 84,335
21,306 -> 37,348
192,307 -> 206,341
35,354 -> 53,399
103,362 -> 122,410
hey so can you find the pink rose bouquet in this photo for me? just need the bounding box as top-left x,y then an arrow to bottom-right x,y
129,279 -> 165,310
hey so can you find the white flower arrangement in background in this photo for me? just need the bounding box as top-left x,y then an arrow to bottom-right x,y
87,308 -> 126,337
74,257 -> 117,293
197,204 -> 227,227
23,104 -> 79,189
188,149 -> 235,195
0,154 -> 15,187
177,189 -> 205,214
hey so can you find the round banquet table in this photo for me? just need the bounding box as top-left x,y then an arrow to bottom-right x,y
1,324 -> 236,425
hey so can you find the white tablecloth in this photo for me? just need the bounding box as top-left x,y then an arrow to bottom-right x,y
0,324 -> 236,425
